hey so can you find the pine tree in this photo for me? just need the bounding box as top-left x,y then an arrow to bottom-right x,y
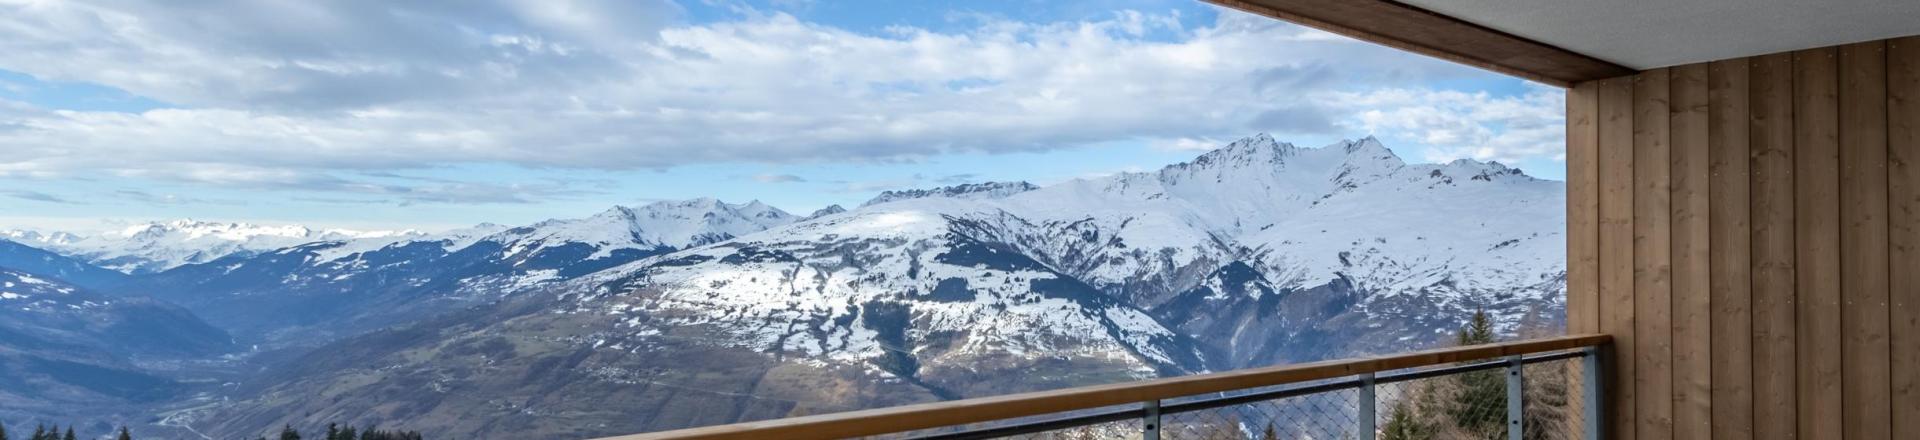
1381,401 -> 1433,440
60,427 -> 73,440
279,424 -> 301,440
325,424 -> 339,440
1456,309 -> 1497,346
117,426 -> 133,440
1261,422 -> 1278,440
1,421 -> 9,440
30,424 -> 45,440
1448,310 -> 1505,439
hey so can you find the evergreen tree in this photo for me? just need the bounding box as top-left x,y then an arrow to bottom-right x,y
1261,422 -> 1278,440
1448,310 -> 1505,439
279,424 -> 301,440
60,427 -> 73,440
325,424 -> 339,440
1456,309 -> 1497,346
1381,401 -> 1433,440
117,426 -> 133,440
338,426 -> 356,440
1,421 -> 9,440
30,424 -> 45,440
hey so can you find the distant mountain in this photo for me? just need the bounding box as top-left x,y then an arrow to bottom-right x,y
0,267 -> 234,421
130,199 -> 798,348
802,204 -> 848,220
0,239 -> 129,291
192,135 -> 1565,438
6,219 -> 425,274
861,181 -> 1040,207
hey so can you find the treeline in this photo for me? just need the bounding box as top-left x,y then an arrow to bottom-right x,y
0,424 -> 133,440
260,423 -> 424,440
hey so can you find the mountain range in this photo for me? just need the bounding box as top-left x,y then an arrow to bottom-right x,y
5,220 -> 424,274
0,134 -> 1566,439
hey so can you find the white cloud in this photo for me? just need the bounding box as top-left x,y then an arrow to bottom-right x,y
752,173 -> 806,183
1332,85 -> 1567,165
0,0 -> 1543,193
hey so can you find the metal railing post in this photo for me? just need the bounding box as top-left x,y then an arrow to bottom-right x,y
1143,399 -> 1161,440
1506,355 -> 1524,440
1583,346 -> 1603,440
1359,372 -> 1377,440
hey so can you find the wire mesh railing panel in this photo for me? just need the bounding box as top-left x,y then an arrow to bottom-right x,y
1522,356 -> 1589,440
1367,354 -> 1590,440
988,420 -> 1141,440
1159,388 -> 1360,440
879,404 -> 1144,440
888,350 -> 1599,440
1373,364 -> 1508,440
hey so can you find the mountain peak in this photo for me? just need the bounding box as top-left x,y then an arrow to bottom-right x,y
1173,133 -> 1300,173
861,181 -> 1040,207
803,204 -> 848,220
1435,157 -> 1531,181
1332,136 -> 1405,168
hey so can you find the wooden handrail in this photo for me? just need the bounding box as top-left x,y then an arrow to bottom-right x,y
594,334 -> 1610,440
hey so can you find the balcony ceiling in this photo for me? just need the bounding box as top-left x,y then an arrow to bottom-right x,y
1398,0 -> 1920,70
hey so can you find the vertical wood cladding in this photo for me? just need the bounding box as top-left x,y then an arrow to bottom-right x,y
1567,35 -> 1919,440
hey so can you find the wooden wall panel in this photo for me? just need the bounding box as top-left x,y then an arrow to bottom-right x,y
1569,35 -> 1920,440
1838,40 -> 1892,440
1707,58 -> 1754,440
1569,81 -> 1601,335
1598,75 -> 1639,440
1890,35 -> 1920,440
1748,52 -> 1800,440
1669,62 -> 1714,440
1792,47 -> 1843,440
1633,68 -> 1676,440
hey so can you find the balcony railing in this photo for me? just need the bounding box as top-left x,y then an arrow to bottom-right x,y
596,334 -> 1610,440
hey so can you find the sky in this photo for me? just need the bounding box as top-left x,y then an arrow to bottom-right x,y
0,0 -> 1566,233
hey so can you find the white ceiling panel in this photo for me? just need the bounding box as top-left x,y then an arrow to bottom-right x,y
1398,0 -> 1920,69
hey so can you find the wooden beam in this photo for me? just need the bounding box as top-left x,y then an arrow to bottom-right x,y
1203,0 -> 1635,87
593,335 -> 1613,440
1569,81 -> 1601,334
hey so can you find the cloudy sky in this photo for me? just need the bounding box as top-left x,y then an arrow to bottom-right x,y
0,0 -> 1565,232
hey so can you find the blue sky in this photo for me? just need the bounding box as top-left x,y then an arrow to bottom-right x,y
0,0 -> 1564,232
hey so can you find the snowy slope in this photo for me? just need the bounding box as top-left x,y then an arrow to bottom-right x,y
570,134 -> 1563,373
494,198 -> 795,260
570,200 -> 1203,380
189,134 -> 1566,438
861,181 -> 1040,207
129,199 -> 799,348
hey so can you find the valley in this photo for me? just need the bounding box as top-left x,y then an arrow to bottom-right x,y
0,135 -> 1566,439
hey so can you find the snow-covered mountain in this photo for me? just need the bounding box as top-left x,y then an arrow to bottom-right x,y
5,220 -> 425,274
862,181 -> 1041,207
191,134 -> 1566,438
130,199 -> 799,347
